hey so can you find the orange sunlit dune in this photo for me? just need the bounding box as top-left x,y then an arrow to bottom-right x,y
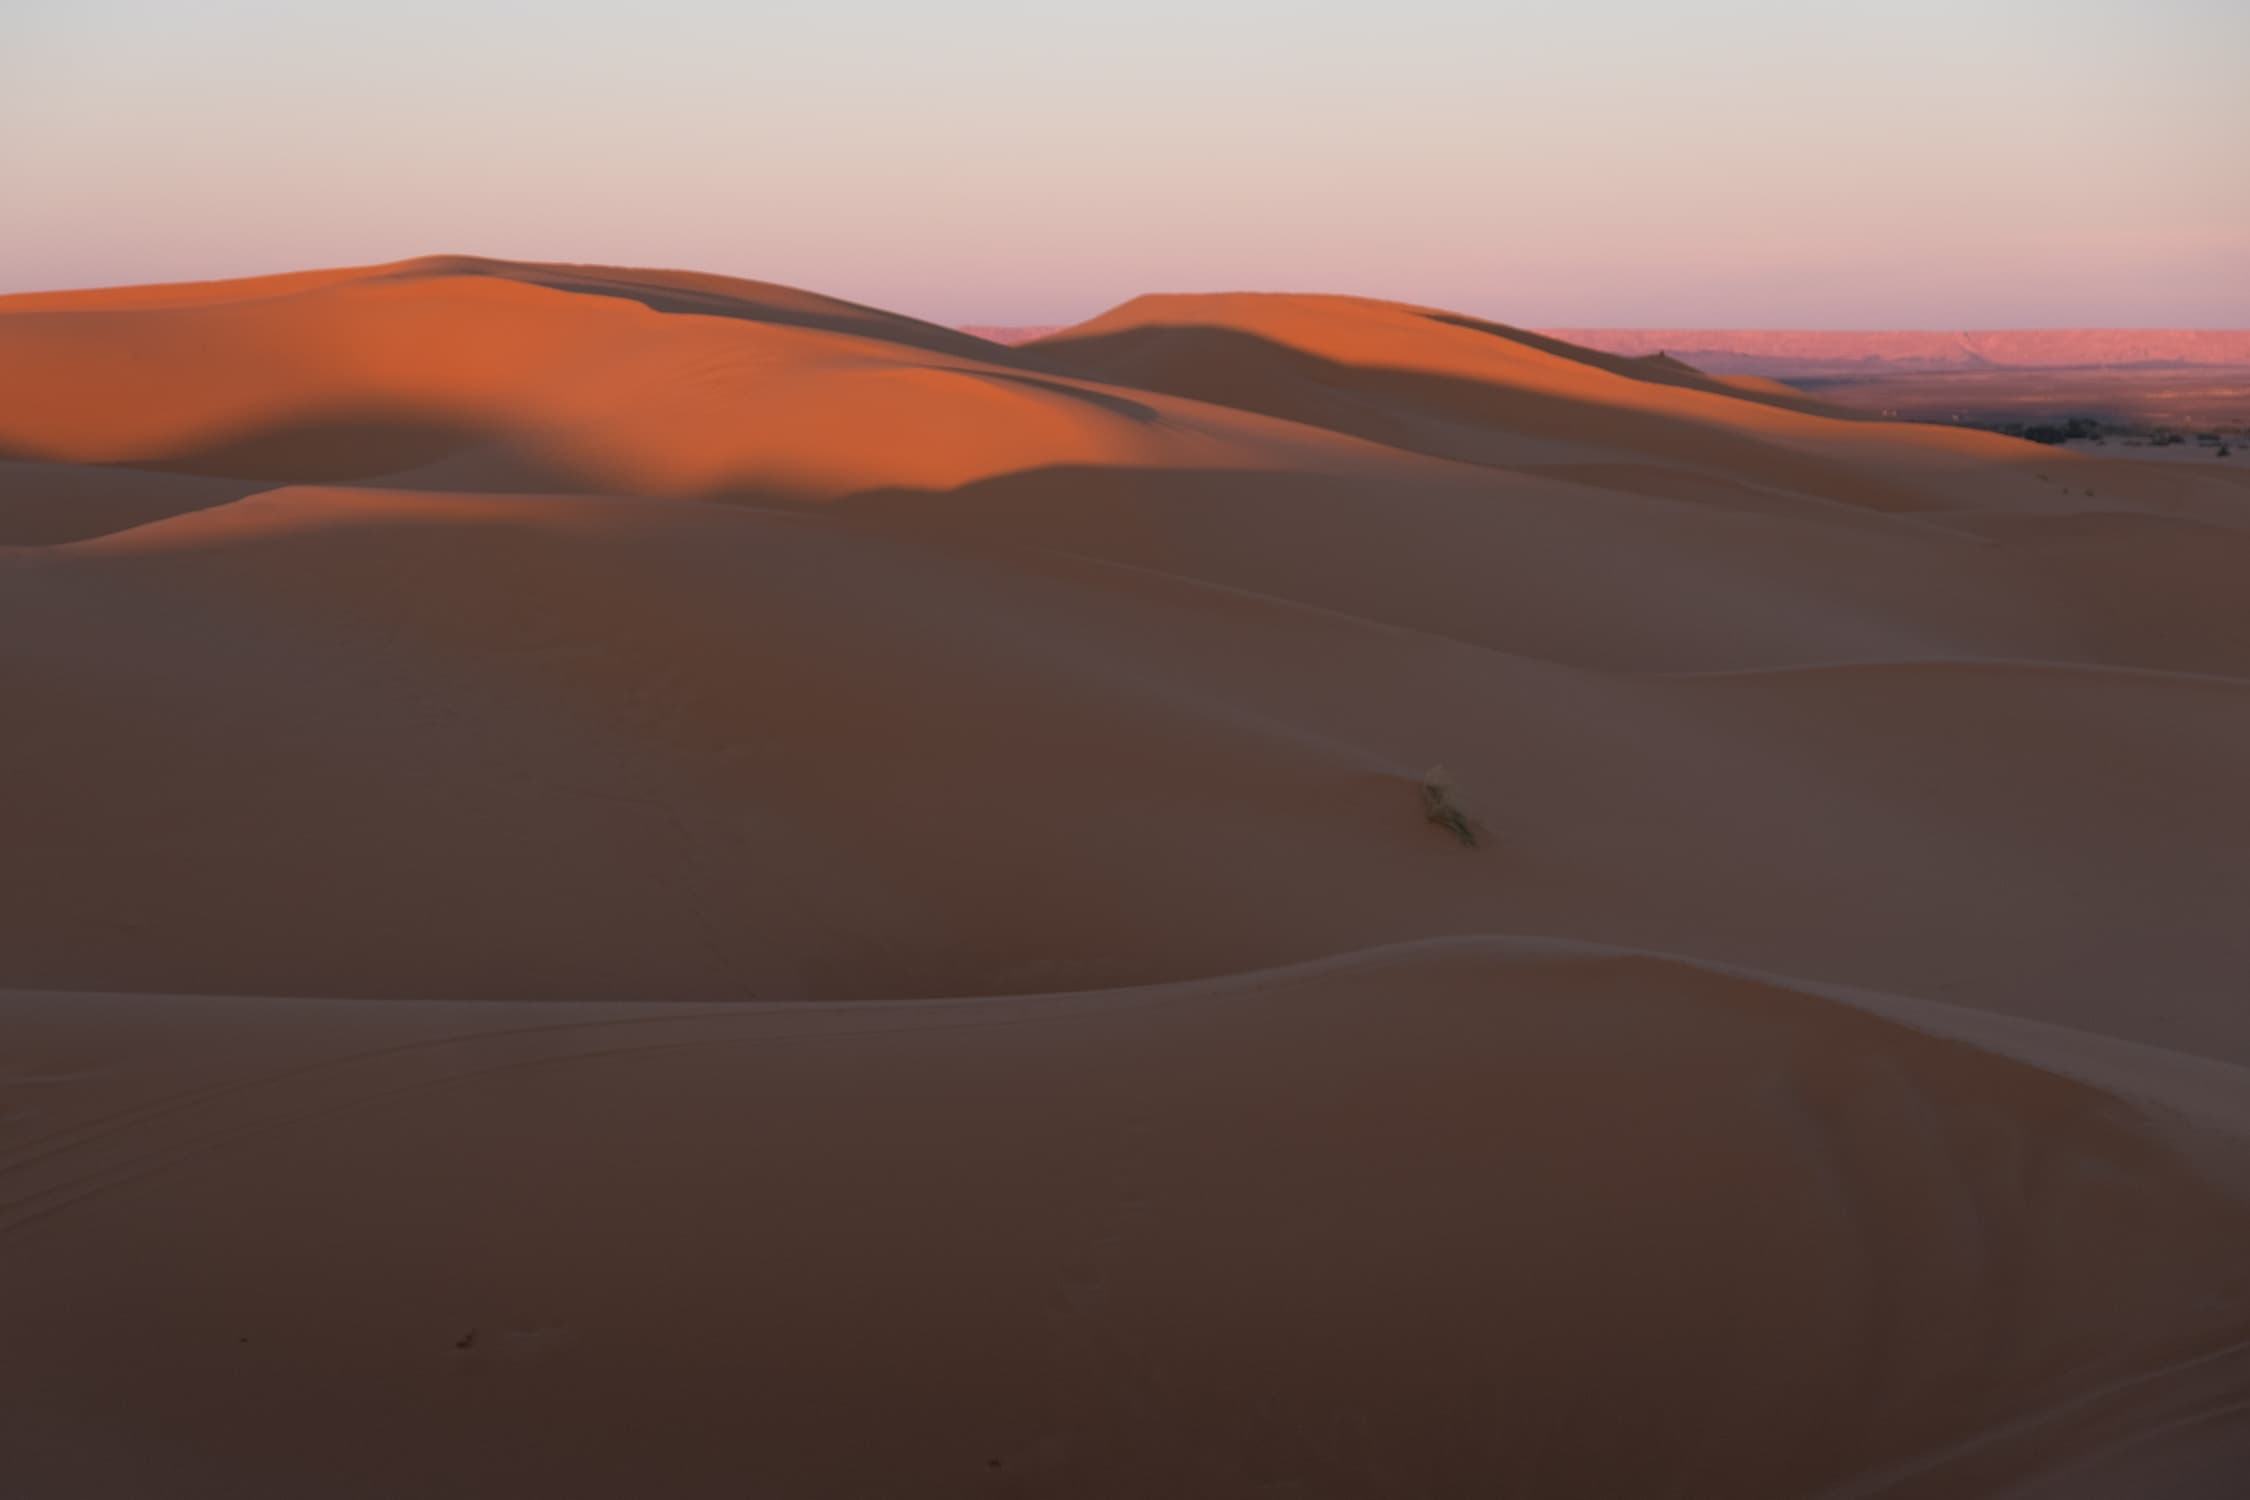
4,258 -> 2250,1498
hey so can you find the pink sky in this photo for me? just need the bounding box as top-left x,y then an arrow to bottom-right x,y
5,0 -> 2246,326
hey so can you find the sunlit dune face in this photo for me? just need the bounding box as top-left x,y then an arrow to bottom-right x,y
0,265 -> 1386,502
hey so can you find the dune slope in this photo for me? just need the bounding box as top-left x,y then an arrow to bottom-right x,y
7,943 -> 2250,1499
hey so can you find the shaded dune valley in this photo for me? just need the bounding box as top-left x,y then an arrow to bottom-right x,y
5,256 -> 2250,1498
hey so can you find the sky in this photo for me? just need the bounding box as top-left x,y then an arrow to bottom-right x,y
4,0 -> 2246,326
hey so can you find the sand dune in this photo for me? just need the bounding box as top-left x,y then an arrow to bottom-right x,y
1022,293 -> 2057,496
0,258 -> 1377,506
977,324 -> 2250,377
0,459 -> 266,546
4,259 -> 2248,1496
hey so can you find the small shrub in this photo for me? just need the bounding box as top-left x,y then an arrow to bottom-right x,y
1421,767 -> 1477,847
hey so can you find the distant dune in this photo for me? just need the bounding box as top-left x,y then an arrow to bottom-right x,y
5,259 -> 2249,1498
974,323 -> 2250,372
968,321 -> 2250,428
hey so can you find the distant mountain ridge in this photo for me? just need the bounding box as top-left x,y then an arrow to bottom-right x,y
1542,329 -> 2250,375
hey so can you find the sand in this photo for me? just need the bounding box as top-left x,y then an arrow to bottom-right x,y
3,258 -> 2248,1497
